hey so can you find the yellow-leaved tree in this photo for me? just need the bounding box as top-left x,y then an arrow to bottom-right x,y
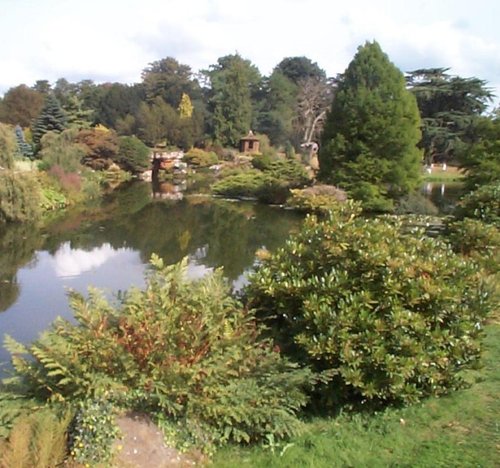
178,93 -> 194,119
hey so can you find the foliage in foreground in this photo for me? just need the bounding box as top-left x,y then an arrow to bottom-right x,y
0,406 -> 71,468
247,206 -> 493,407
4,257 -> 312,453
69,397 -> 120,465
214,323 -> 500,468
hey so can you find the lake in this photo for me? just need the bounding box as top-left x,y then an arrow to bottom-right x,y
0,181 -> 304,376
0,179 -> 464,376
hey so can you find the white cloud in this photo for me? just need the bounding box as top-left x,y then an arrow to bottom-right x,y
0,0 -> 499,103
51,242 -> 126,277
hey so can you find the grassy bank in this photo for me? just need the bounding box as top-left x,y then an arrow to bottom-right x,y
422,165 -> 465,183
214,323 -> 500,467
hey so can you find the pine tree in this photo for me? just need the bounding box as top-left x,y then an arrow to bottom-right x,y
15,125 -> 33,159
319,41 -> 422,211
32,94 -> 67,150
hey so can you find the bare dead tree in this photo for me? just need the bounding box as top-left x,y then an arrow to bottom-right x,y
294,77 -> 335,145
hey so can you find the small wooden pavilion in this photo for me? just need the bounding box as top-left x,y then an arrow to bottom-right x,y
239,130 -> 260,154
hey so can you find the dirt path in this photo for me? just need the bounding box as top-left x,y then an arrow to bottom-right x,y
112,413 -> 206,468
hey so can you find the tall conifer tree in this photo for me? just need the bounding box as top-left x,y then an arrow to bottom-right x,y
319,41 -> 422,210
32,94 -> 67,150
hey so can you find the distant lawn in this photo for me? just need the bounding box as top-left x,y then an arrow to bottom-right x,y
422,165 -> 465,182
214,323 -> 500,467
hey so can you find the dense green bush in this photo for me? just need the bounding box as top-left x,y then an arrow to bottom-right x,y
350,181 -> 395,212
266,158 -> 310,187
251,153 -> 273,171
38,129 -> 85,173
287,185 -> 349,215
5,257 -> 312,452
0,171 -> 41,223
213,159 -> 310,204
117,135 -> 151,173
445,218 -> 500,274
247,208 -> 492,407
213,169 -> 271,198
460,117 -> 500,190
213,170 -> 292,204
456,183 -> 500,227
183,148 -> 218,167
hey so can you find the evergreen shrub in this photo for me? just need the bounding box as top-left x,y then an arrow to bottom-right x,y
456,183 -> 500,227
183,148 -> 218,167
117,135 -> 151,173
247,208 -> 493,407
213,159 -> 310,204
445,218 -> 500,274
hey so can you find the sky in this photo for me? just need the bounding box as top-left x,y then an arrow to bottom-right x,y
1,0 -> 499,107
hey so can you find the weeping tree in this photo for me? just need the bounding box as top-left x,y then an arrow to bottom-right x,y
319,41 -> 422,211
0,123 -> 41,223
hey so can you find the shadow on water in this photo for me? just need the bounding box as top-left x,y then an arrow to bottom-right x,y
0,224 -> 43,313
421,181 -> 466,215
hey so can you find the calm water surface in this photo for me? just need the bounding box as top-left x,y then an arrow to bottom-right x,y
0,179 -> 463,375
0,182 -> 303,375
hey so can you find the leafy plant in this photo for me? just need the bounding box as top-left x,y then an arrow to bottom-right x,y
0,405 -> 71,468
247,208 -> 493,407
251,153 -> 274,171
183,148 -> 218,167
445,218 -> 500,275
117,135 -> 151,173
4,257 -> 312,453
69,397 -> 120,465
38,129 -> 85,173
0,123 -> 16,170
287,185 -> 349,215
40,186 -> 68,211
456,183 -> 500,227
213,159 -> 310,204
0,171 -> 41,224
213,169 -> 273,199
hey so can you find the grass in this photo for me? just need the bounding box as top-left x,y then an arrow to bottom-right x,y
422,165 -> 465,182
213,323 -> 500,467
